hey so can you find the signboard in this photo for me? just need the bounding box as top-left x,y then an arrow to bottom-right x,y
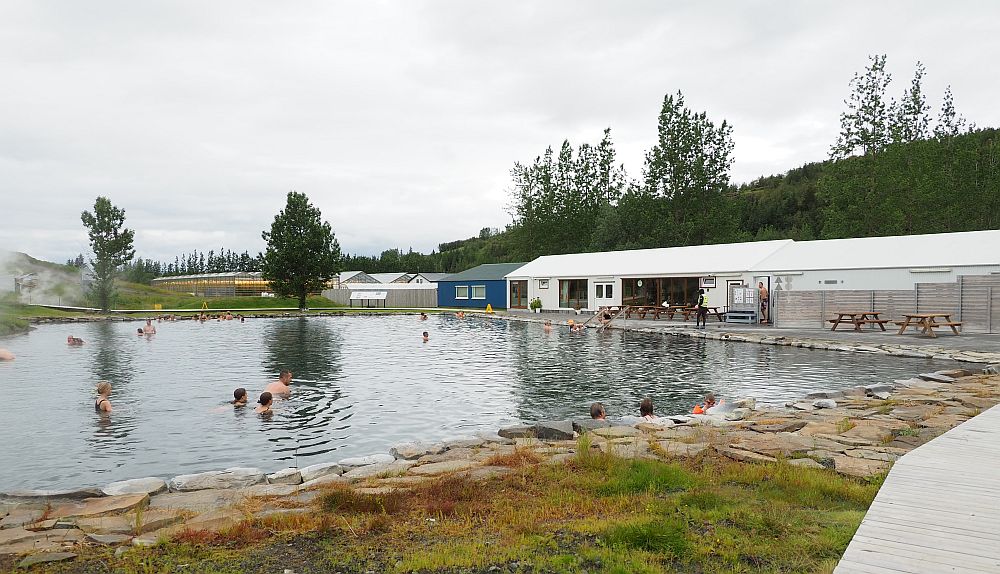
699,276 -> 717,289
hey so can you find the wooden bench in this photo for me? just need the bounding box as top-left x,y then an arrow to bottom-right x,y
829,311 -> 887,331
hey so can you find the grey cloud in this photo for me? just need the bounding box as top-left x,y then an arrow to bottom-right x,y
1,1 -> 998,263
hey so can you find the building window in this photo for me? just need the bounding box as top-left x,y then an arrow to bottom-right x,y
538,279 -> 549,289
455,286 -> 469,300
471,285 -> 486,300
559,279 -> 588,309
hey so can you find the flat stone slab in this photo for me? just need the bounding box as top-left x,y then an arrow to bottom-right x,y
443,437 -> 487,449
51,494 -> 149,520
589,425 -> 641,438
751,420 -> 808,433
148,489 -> 243,512
0,488 -> 104,502
410,460 -> 477,476
337,454 -> 395,468
0,528 -> 84,556
18,551 -> 77,568
299,462 -> 343,482
715,446 -> 777,464
572,419 -> 614,433
168,468 -> 265,491
300,474 -> 347,490
832,455 -> 890,477
390,442 -> 447,460
343,460 -> 415,481
75,508 -> 186,535
102,478 -> 167,497
730,432 -> 815,456
242,484 -> 301,497
497,425 -> 535,439
266,468 -> 303,485
919,372 -> 956,384
657,441 -> 709,457
182,508 -> 244,533
86,533 -> 132,545
813,433 -> 876,447
0,507 -> 44,529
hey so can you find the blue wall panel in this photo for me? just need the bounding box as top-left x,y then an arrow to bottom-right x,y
437,280 -> 507,309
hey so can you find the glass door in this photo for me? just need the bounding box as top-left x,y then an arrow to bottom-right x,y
509,280 -> 528,309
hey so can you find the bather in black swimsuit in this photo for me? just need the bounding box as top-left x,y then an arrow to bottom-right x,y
95,397 -> 109,412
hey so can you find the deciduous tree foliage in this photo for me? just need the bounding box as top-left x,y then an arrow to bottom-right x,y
261,192 -> 341,309
80,197 -> 135,312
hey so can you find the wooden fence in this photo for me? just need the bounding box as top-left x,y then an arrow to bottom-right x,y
321,288 -> 438,308
773,275 -> 1000,333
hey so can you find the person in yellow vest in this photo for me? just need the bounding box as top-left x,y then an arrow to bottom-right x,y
696,289 -> 709,328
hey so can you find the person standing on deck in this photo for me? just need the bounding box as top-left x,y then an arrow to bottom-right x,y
758,282 -> 769,324
695,289 -> 709,329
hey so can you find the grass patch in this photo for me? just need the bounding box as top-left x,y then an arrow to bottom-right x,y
483,448 -> 543,468
319,487 -> 404,515
603,518 -> 690,557
40,452 -> 883,574
836,417 -> 856,433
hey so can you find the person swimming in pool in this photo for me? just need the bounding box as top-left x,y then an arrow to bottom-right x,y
543,319 -> 552,333
265,371 -> 293,396
422,331 -> 429,342
95,381 -> 113,414
0,348 -> 15,361
639,397 -> 657,421
232,388 -> 248,406
143,319 -> 156,335
67,335 -> 84,346
255,392 -> 273,415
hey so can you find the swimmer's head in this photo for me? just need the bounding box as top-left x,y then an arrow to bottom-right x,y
258,391 -> 273,406
96,381 -> 112,395
234,388 -> 247,402
590,402 -> 606,419
279,371 -> 292,383
640,397 -> 654,416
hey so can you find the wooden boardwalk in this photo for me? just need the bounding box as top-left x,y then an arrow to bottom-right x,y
835,404 -> 1000,574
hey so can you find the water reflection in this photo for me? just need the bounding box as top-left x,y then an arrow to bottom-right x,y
87,322 -> 138,455
259,318 -> 346,462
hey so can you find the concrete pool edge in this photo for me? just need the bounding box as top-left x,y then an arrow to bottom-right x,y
491,311 -> 1000,365
1,365 -> 998,559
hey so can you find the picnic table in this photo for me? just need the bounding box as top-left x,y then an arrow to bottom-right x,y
896,313 -> 962,338
623,305 -> 665,320
679,306 -> 724,322
827,311 -> 890,331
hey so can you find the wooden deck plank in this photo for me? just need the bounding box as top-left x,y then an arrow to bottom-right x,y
835,404 -> 1000,574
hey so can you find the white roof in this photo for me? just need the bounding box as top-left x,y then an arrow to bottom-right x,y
752,230 -> 1000,272
507,240 -> 792,278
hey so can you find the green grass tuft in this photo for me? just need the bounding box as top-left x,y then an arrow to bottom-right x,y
603,518 -> 690,557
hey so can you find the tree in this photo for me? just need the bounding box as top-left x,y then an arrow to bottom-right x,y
933,85 -> 969,138
641,90 -> 736,246
261,191 -> 341,309
890,61 -> 931,144
831,54 -> 893,159
80,197 -> 135,312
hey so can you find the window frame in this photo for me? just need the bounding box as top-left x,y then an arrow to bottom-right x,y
471,285 -> 487,300
455,285 -> 469,300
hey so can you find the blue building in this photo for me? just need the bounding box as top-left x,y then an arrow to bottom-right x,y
437,263 -> 525,309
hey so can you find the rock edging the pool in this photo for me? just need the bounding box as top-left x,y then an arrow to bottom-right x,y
1,366 -> 998,562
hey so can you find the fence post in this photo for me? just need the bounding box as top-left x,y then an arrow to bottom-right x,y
820,291 -> 826,328
957,276 -> 963,321
915,284 -> 920,313
989,287 -> 994,334
871,290 -> 875,313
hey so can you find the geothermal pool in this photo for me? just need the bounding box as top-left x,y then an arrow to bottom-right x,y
0,315 -> 946,490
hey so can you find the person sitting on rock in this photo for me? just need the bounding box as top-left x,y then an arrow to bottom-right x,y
232,388 -> 248,406
640,397 -> 657,421
95,381 -> 113,414
590,402 -> 606,420
255,392 -> 273,415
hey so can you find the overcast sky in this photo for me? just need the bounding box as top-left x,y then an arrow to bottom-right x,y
1,1 -> 997,263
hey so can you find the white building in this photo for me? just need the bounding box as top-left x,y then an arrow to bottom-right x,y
505,230 -> 1000,312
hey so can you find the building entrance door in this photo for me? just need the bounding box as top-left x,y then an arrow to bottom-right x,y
509,280 -> 528,309
753,275 -> 771,324
595,282 -> 615,307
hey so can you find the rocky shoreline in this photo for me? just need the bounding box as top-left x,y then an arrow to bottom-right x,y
2,362 -> 998,566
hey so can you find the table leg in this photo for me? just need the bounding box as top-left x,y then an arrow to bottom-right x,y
831,319 -> 840,331
897,317 -> 911,335
922,319 -> 937,338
